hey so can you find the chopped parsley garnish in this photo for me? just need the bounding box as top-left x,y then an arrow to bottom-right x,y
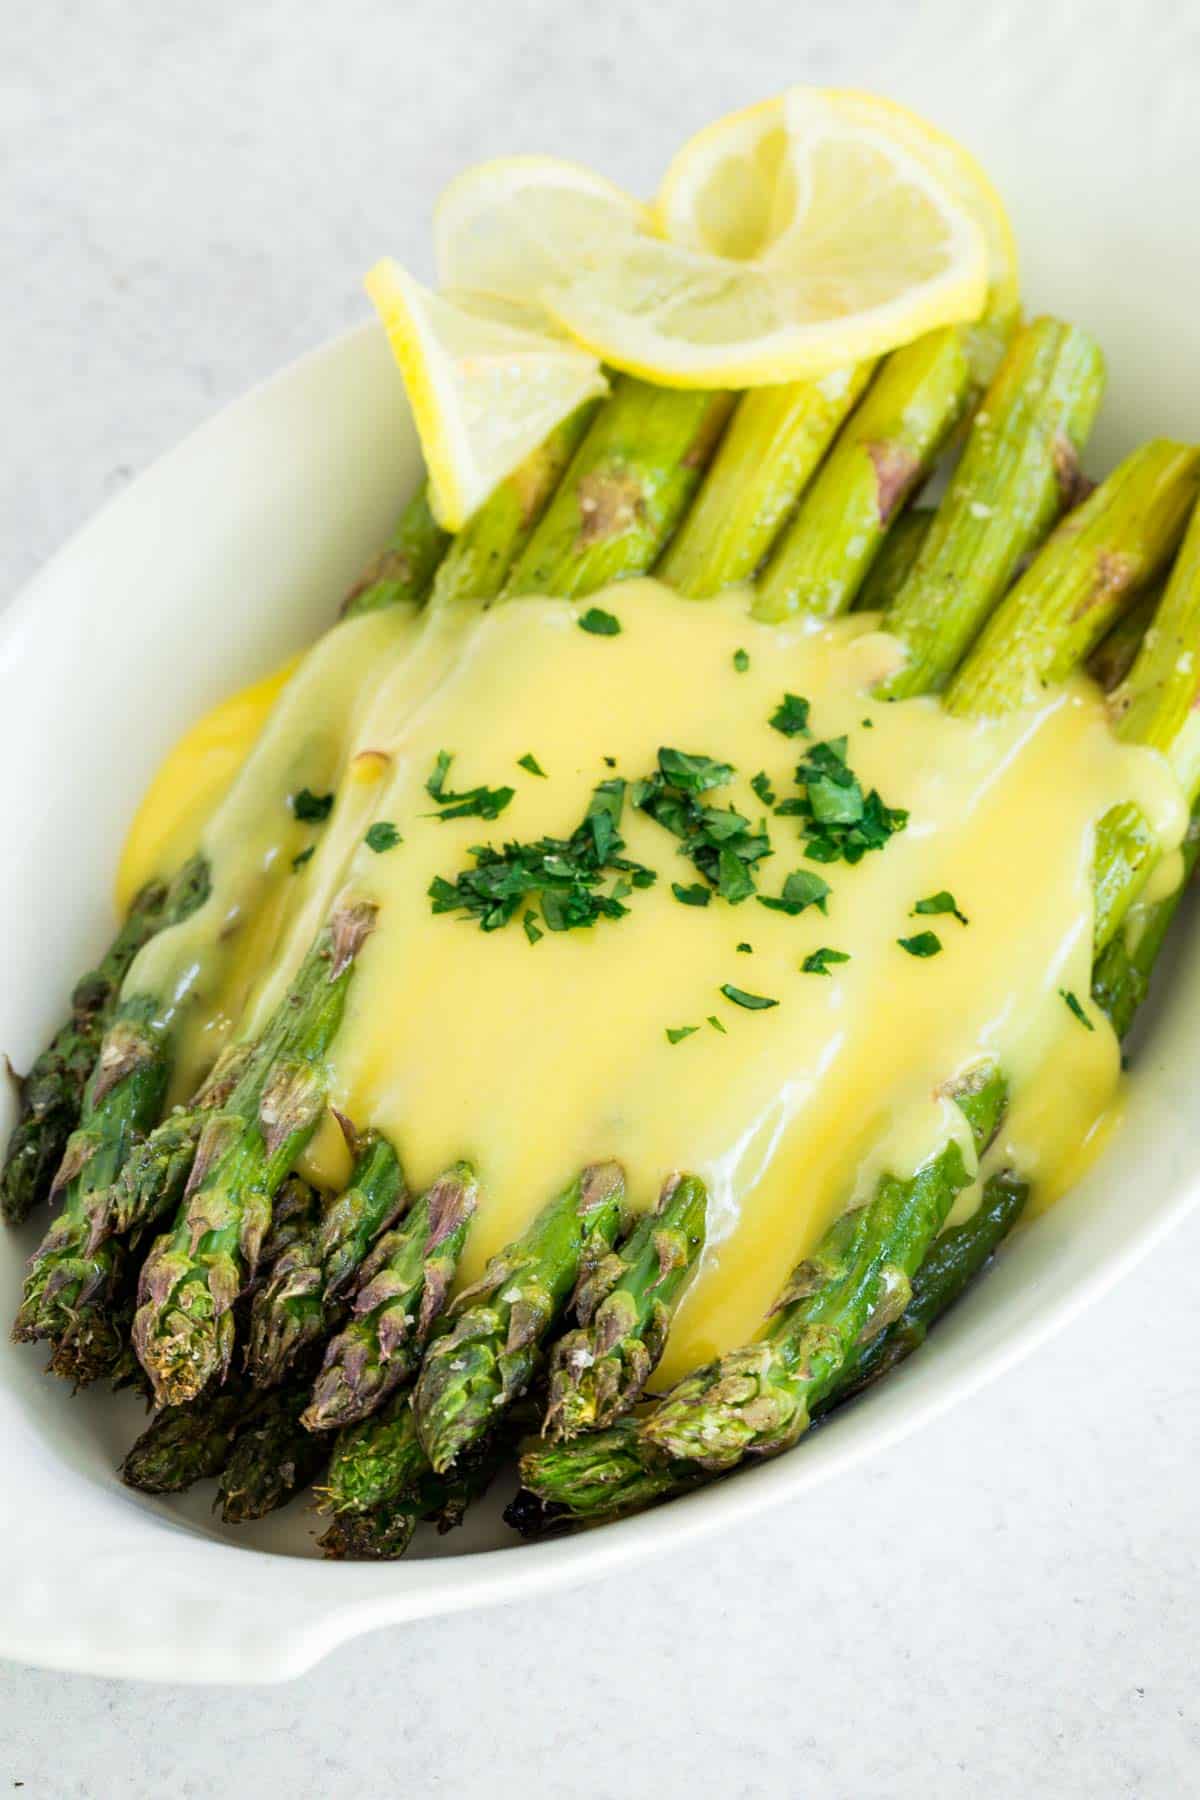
776,737 -> 908,865
719,983 -> 778,1011
425,750 -> 515,823
861,718 -> 874,728
801,947 -> 850,975
736,941 -> 753,953
292,788 -> 334,823
523,910 -> 544,946
913,890 -> 968,925
672,882 -> 711,907
365,821 -> 401,854
757,869 -> 830,917
733,647 -> 750,673
579,607 -> 621,636
633,747 -> 771,905
518,752 -> 547,778
769,693 -> 812,738
897,931 -> 942,958
750,770 -> 777,807
707,1014 -> 727,1034
1059,988 -> 1095,1031
666,1025 -> 699,1044
603,756 -> 617,768
429,776 -> 655,935
291,845 -> 315,872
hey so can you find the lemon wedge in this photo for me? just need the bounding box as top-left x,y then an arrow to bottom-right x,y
541,88 -> 990,387
365,260 -> 607,531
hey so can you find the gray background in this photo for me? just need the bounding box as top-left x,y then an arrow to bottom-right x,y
3,2 -> 1198,1795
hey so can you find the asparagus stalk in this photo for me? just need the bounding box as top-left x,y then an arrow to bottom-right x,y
428,402 -> 601,607
1093,495 -> 1200,948
877,317 -> 1105,697
755,330 -> 970,621
245,1132 -> 408,1388
301,1161 -> 477,1430
318,1388 -> 429,1518
543,1172 -> 706,1440
340,482 -> 450,617
0,878 -> 174,1225
853,508 -> 934,612
501,379 -> 735,598
413,1162 -> 626,1472
253,1175 -> 325,1277
657,363 -> 876,596
131,900 -> 378,1406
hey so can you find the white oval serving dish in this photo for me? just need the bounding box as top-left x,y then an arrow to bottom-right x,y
1,317 -> 1197,1685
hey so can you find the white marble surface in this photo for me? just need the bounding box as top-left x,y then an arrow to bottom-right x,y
3,1 -> 1200,1792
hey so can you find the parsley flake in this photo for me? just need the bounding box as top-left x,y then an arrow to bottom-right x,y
750,771 -> 777,807
733,648 -> 750,673
707,1014 -> 727,1034
666,1025 -> 699,1044
518,753 -> 547,778
291,845 -> 315,872
579,607 -> 621,636
634,748 -> 771,905
425,751 -> 515,823
719,983 -> 778,1011
757,869 -> 830,917
777,737 -> 908,866
802,947 -> 850,975
364,821 -> 401,854
897,931 -> 942,958
736,941 -> 753,953
1059,988 -> 1095,1031
292,788 -> 334,823
769,693 -> 811,738
429,777 -> 655,935
913,890 -> 968,925
672,882 -> 711,908
523,910 -> 544,946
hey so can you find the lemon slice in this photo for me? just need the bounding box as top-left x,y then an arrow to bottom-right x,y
365,260 -> 607,531
540,88 -> 989,388
435,155 -> 655,301
658,88 -> 1018,384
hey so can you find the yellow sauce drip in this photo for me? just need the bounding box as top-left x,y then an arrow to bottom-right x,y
124,580 -> 1185,1380
116,658 -> 299,910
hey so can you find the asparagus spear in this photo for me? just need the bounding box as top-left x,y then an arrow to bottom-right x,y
121,1378 -> 254,1495
657,363 -> 876,596
428,402 -> 600,607
245,1131 -> 408,1388
318,1388 -> 429,1518
301,1161 -> 477,1430
216,1377 -> 331,1523
755,329 -> 970,620
11,1039 -> 252,1378
340,482 -> 450,616
131,900 -> 378,1406
853,508 -> 934,612
501,379 -> 735,598
1093,806 -> 1200,1037
877,317 -> 1105,697
253,1174 -> 325,1277
1093,495 -> 1200,949
946,442 -> 1200,715
0,877 -> 174,1226
641,1069 -> 1004,1468
543,1172 -> 706,1440
413,1162 -> 626,1472
510,1172 -> 1030,1531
